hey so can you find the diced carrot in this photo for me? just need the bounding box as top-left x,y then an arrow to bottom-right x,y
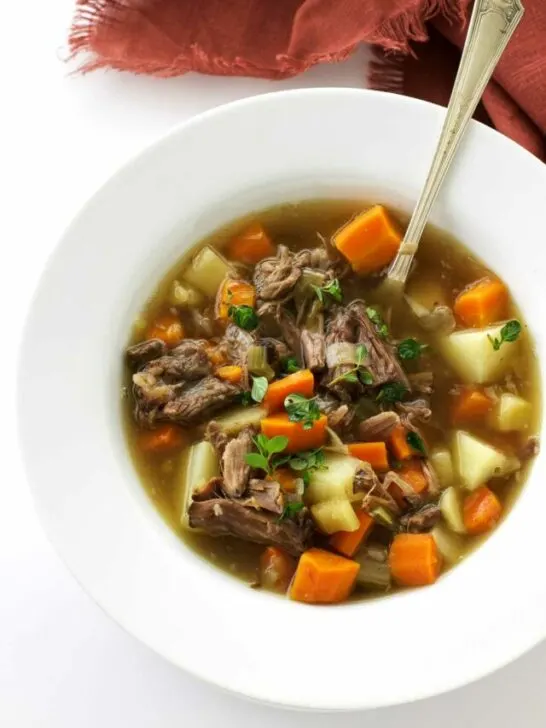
215,365 -> 243,384
463,486 -> 502,535
454,277 -> 508,328
389,533 -> 442,587
329,510 -> 375,558
388,424 -> 421,460
217,279 -> 256,320
271,468 -> 298,493
388,460 -> 428,507
260,546 -> 296,593
207,344 -> 228,366
146,314 -> 184,348
261,413 -> 327,453
348,442 -> 389,470
290,548 -> 360,604
333,205 -> 402,275
138,424 -> 186,453
226,223 -> 275,264
451,386 -> 493,424
263,369 -> 315,413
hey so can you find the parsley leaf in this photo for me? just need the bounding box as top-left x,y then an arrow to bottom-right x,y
245,453 -> 270,471
314,278 -> 343,305
376,382 -> 408,403
284,394 -> 321,430
397,338 -> 428,361
278,501 -> 305,522
407,431 -> 426,455
488,320 -> 522,351
228,304 -> 258,331
366,307 -> 389,338
250,375 -> 268,403
238,391 -> 253,406
282,357 -> 301,374
329,343 -> 374,387
245,434 -> 289,474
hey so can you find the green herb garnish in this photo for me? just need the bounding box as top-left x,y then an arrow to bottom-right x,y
245,433 -> 289,474
314,278 -> 343,306
407,431 -> 426,455
376,382 -> 408,403
397,338 -> 428,361
282,356 -> 301,374
238,391 -> 253,406
286,448 -> 326,474
284,394 -> 321,430
278,501 -> 305,522
488,320 -> 522,351
228,304 -> 259,331
367,307 -> 389,338
329,343 -> 374,387
250,375 -> 268,403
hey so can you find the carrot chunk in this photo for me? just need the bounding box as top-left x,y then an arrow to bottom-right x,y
388,424 -> 421,460
388,459 -> 428,507
451,386 -> 493,424
215,365 -> 243,384
463,486 -> 502,535
389,533 -> 442,587
146,314 -> 184,348
454,278 -> 508,328
261,413 -> 327,453
217,279 -> 256,320
226,223 -> 275,264
260,546 -> 296,593
348,442 -> 389,470
329,510 -> 375,558
333,205 -> 402,275
138,424 -> 186,453
271,468 -> 298,493
290,548 -> 360,604
263,369 -> 315,413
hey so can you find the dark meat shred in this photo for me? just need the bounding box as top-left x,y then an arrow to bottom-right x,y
396,398 -> 432,424
161,377 -> 240,424
126,338 -> 168,367
221,429 -> 254,498
301,329 -> 326,371
359,411 -> 401,441
275,309 -> 302,359
293,247 -> 331,270
520,435 -> 540,460
188,499 -> 313,556
408,372 -> 434,395
193,476 -> 223,502
315,392 -> 354,432
224,324 -> 255,364
253,245 -> 302,302
205,421 -> 230,459
400,503 -> 441,533
242,479 -> 284,514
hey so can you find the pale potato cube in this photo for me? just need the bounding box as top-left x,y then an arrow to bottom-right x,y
439,324 -> 520,384
439,487 -> 466,533
429,447 -> 454,489
311,499 -> 359,535
305,454 -> 362,505
214,406 -> 267,435
182,245 -> 232,297
452,430 -> 520,490
489,393 -> 532,432
431,525 -> 465,564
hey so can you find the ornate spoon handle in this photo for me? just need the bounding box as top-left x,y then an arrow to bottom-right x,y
386,0 -> 524,289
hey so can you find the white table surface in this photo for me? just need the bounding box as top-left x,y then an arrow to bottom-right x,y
3,2 -> 546,725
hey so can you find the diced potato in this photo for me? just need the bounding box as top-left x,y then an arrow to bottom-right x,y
169,279 -> 205,308
429,447 -> 454,489
489,393 -> 532,432
182,245 -> 233,297
452,430 -> 520,490
439,487 -> 466,533
405,278 -> 448,315
431,524 -> 465,564
311,499 -> 359,535
439,324 -> 520,384
214,406 -> 267,435
305,454 -> 363,505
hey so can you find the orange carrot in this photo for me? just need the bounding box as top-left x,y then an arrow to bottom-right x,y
388,460 -> 428,507
290,548 -> 360,604
348,442 -> 389,470
138,424 -> 186,453
454,277 -> 508,328
271,468 -> 298,493
329,510 -> 375,558
389,533 -> 442,587
260,546 -> 296,593
263,369 -> 315,413
226,223 -> 275,264
463,486 -> 502,535
333,205 -> 402,275
146,314 -> 184,348
261,413 -> 327,453
217,279 -> 256,320
215,365 -> 243,384
388,424 -> 422,460
451,386 -> 493,424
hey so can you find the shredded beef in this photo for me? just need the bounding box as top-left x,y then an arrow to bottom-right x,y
396,398 -> 432,424
221,429 -> 254,498
301,329 -> 326,372
242,479 -> 284,514
253,245 -> 302,302
408,372 -> 434,395
400,503 -> 441,533
520,435 -> 540,460
126,339 -> 168,367
161,377 -> 240,424
224,324 -> 255,364
359,411 -> 401,441
205,421 -> 230,459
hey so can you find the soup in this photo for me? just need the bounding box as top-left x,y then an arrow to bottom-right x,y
123,200 -> 540,604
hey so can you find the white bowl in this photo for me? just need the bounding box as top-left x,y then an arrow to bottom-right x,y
18,89 -> 546,711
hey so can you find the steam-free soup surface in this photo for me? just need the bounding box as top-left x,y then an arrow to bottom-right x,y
124,200 -> 540,604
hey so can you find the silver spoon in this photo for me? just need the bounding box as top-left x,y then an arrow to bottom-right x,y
384,0 -> 524,294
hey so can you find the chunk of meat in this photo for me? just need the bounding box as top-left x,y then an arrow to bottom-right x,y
221,429 -> 254,498
358,411 -> 401,441
242,479 -> 284,514
324,307 -> 357,397
161,377 -> 241,424
188,499 -> 313,556
253,245 -> 302,302
275,309 -> 302,359
520,435 -> 540,460
408,372 -> 434,395
192,476 -> 223,502
293,247 -> 332,270
169,340 -> 213,379
126,338 -> 167,367
187,308 -> 216,338
417,305 -> 455,334
301,330 -> 326,371
205,421 -> 230,459
396,399 -> 432,424
354,462 -> 381,493
400,503 -> 441,533
224,324 -> 255,364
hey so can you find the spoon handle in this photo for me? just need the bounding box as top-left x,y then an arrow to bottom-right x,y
386,0 -> 524,287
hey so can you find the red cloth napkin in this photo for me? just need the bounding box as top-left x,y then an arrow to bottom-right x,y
70,0 -> 546,158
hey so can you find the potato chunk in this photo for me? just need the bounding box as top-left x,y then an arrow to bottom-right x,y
489,393 -> 532,432
439,324 -> 520,383
452,430 -> 520,490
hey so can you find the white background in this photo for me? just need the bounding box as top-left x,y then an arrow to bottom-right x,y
2,2 -> 546,725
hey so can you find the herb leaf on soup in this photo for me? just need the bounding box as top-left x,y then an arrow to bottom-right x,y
284,394 -> 321,430
251,376 -> 268,403
488,320 -> 522,351
376,382 -> 408,403
397,338 -> 428,360
229,304 -> 259,331
366,307 -> 389,338
407,431 -> 426,455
